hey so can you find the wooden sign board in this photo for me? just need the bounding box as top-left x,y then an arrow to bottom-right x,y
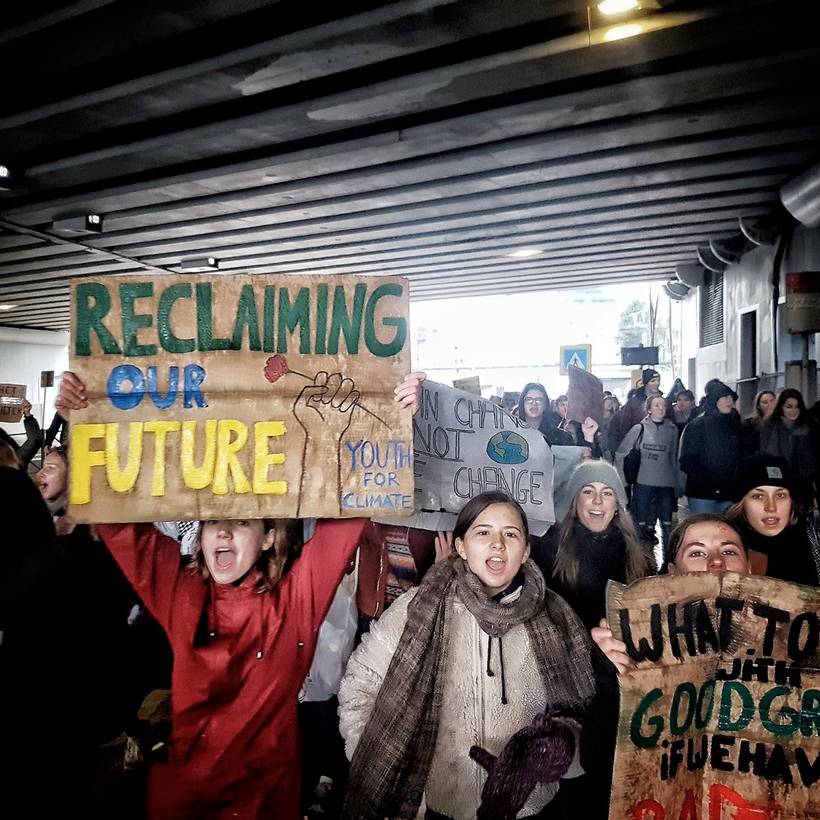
607,573 -> 820,820
0,383 -> 26,423
68,274 -> 413,522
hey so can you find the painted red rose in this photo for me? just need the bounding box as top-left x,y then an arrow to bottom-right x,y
263,354 -> 289,384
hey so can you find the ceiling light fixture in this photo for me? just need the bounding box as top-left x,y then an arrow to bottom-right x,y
603,22 -> 643,40
180,257 -> 220,272
597,0 -> 640,15
0,164 -> 12,191
52,214 -> 104,234
0,303 -> 18,311
505,248 -> 544,259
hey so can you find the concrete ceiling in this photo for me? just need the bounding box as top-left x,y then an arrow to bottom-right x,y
0,0 -> 817,331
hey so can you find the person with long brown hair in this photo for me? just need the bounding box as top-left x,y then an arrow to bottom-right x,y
757,387 -> 820,509
533,460 -> 652,631
726,454 -> 820,586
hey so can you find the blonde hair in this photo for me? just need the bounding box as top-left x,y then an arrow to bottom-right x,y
552,496 -> 650,588
192,518 -> 303,593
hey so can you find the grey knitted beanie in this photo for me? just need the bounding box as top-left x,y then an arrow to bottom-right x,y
564,460 -> 628,511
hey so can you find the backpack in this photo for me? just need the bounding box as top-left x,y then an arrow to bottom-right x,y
623,425 -> 644,486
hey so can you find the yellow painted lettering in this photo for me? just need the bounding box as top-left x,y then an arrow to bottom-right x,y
213,419 -> 251,495
69,423 -> 107,505
253,421 -> 288,494
144,420 -> 181,497
180,419 -> 217,490
105,422 -> 143,493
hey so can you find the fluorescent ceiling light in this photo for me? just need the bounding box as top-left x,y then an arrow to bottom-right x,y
0,303 -> 18,311
598,0 -> 640,15
603,22 -> 644,41
180,257 -> 220,272
505,248 -> 544,259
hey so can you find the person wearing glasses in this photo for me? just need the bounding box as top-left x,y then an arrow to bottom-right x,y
517,382 -> 599,453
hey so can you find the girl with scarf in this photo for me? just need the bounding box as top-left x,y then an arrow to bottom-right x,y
757,388 -> 820,510
726,454 -> 820,586
339,491 -> 595,820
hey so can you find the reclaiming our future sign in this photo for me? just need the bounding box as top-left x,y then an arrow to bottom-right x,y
67,273 -> 414,523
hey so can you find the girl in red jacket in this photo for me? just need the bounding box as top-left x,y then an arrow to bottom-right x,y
56,371 -> 424,820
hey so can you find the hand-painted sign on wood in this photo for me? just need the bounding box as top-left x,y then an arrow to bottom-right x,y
68,274 -> 413,522
394,381 -> 555,536
0,383 -> 26,423
607,573 -> 820,820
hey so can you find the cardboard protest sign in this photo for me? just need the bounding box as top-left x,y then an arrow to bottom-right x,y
0,383 -> 26,423
68,274 -> 413,522
607,573 -> 820,820
566,364 -> 604,426
390,381 -> 554,535
452,375 -> 481,395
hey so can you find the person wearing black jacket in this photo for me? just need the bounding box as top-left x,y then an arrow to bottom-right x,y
679,379 -> 741,513
0,399 -> 43,468
517,382 -> 601,455
727,454 -> 820,586
517,382 -> 573,447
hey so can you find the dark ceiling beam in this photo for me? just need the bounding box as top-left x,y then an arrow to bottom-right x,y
80,116 -> 818,233
6,45 -> 816,224
12,4 -> 803,189
77,178 -> 783,252
0,0 -> 569,130
0,1 -> 119,46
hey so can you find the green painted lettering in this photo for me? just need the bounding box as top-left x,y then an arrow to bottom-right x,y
75,282 -> 120,356
120,283 -> 156,356
364,283 -> 406,357
328,283 -> 365,354
196,283 -> 231,351
158,283 -> 194,353
263,286 -> 276,352
231,285 -> 261,350
760,686 -> 799,737
277,287 -> 310,353
315,283 -> 328,354
630,687 -> 664,749
717,681 -> 755,732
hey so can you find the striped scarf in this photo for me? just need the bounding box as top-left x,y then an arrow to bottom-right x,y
343,557 -> 596,819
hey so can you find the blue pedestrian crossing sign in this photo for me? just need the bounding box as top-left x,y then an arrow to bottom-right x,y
559,344 -> 591,375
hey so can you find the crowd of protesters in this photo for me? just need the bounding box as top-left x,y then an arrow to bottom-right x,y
1,367 -> 819,820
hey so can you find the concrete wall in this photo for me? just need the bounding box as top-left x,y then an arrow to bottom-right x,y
0,328 -> 69,443
679,225 -> 820,400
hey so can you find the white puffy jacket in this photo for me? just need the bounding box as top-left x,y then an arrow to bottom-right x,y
338,587 -> 582,819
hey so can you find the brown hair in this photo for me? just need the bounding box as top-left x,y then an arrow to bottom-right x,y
644,394 -> 667,415
0,440 -> 21,469
663,513 -> 746,572
192,518 -> 303,593
726,490 -> 799,532
552,495 -> 649,588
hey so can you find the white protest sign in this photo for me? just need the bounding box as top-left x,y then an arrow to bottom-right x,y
385,381 -> 555,535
